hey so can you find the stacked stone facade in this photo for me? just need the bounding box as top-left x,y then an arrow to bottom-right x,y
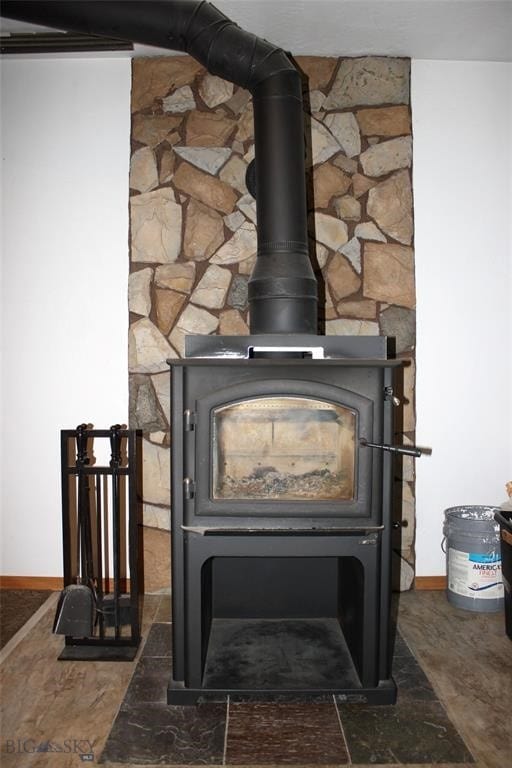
128,56 -> 416,592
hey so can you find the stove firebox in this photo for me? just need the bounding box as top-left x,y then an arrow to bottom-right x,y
167,335 -> 403,705
212,395 -> 356,502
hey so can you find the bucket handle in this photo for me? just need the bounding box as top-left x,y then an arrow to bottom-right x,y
441,536 -> 447,553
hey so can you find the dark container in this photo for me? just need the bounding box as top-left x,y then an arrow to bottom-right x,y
494,508 -> 512,640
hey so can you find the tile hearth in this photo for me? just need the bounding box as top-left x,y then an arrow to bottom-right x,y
100,622 -> 472,765
1,591 -> 510,767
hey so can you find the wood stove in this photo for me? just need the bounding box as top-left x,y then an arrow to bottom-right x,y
1,0 -> 420,708
167,334 -> 406,705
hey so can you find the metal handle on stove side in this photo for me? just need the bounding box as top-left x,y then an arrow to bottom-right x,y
359,438 -> 423,458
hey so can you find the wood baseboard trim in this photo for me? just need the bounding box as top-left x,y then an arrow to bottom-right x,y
0,576 -> 131,591
0,576 -> 63,590
2,574 -> 447,591
415,576 -> 447,590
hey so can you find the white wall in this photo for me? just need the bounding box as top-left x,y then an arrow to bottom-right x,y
1,56 -> 510,578
0,58 -> 131,576
412,60 -> 512,576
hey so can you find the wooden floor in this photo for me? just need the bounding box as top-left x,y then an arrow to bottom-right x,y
398,591 -> 512,768
0,590 -> 510,767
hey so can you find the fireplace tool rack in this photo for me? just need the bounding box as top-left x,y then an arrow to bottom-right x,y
55,425 -> 141,661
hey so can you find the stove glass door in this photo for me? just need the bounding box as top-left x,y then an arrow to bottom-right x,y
212,397 -> 356,501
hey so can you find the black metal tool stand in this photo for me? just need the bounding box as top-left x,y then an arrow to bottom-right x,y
58,425 -> 141,661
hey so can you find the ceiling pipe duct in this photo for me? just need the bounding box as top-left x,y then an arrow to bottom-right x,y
2,1 -> 318,335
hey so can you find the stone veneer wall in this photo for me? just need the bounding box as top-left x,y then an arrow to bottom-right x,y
128,56 -> 416,593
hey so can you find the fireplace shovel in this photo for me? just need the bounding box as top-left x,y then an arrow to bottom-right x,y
53,583 -> 95,637
53,426 -> 96,637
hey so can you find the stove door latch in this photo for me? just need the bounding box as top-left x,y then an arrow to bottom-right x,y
184,410 -> 196,431
384,386 -> 400,406
183,477 -> 195,500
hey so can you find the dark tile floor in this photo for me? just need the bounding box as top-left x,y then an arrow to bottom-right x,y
100,622 -> 474,765
0,589 -> 52,648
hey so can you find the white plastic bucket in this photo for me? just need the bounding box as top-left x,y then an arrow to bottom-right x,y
443,505 -> 504,612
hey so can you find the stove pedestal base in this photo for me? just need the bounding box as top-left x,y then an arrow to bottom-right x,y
170,533 -> 395,705
167,682 -> 396,706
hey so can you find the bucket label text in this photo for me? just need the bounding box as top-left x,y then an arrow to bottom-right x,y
448,548 -> 504,600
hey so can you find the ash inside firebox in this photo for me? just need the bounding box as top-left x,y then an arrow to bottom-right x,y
219,467 -> 351,500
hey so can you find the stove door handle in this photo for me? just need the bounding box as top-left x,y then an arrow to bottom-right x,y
359,438 -> 424,458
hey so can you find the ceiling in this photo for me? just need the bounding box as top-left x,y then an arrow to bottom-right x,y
1,0 -> 511,62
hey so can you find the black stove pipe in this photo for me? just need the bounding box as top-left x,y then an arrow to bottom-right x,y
1,1 -> 318,334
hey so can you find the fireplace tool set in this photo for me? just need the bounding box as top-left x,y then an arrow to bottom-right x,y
54,425 -> 141,661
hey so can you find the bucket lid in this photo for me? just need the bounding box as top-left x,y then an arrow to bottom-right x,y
445,505 -> 501,520
444,505 -> 501,532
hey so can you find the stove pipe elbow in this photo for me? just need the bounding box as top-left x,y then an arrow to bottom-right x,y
2,0 -> 318,334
